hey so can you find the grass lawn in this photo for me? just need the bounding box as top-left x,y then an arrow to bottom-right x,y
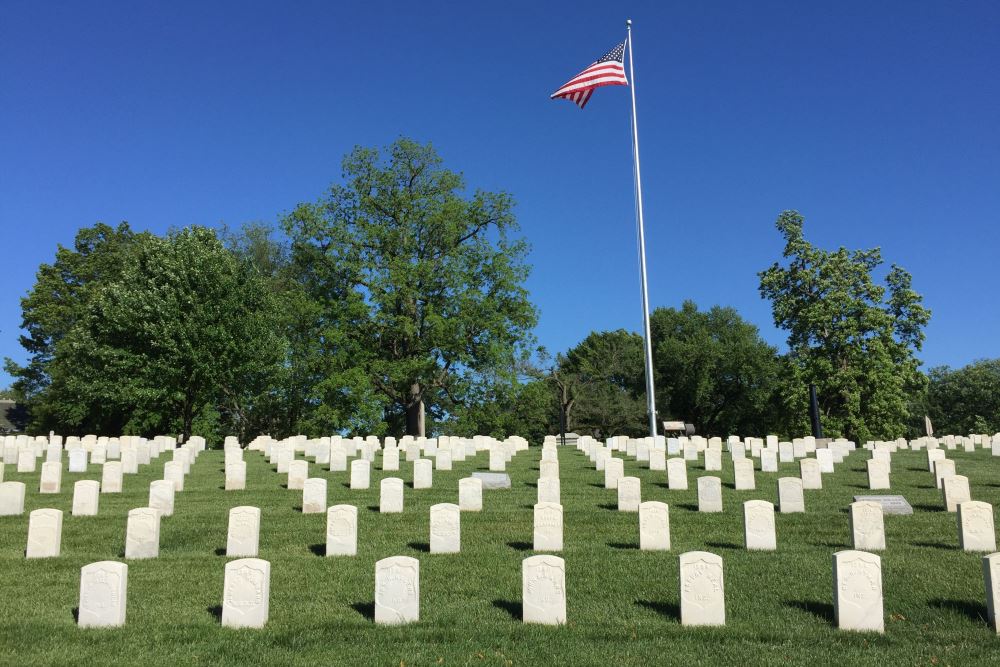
1,441 -> 999,666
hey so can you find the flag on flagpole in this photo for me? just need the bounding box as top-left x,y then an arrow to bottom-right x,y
550,41 -> 628,109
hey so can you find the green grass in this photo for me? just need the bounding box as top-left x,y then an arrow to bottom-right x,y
1,443 -> 999,666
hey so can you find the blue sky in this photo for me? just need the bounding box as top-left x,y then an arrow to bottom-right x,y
2,1 -> 998,386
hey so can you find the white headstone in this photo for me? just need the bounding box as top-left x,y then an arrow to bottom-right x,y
778,477 -> 805,513
816,449 -> 834,473
226,506 -> 261,558
733,458 -> 755,490
78,561 -> 127,627
17,448 -> 36,473
639,501 -> 670,551
302,477 -> 327,514
26,508 -> 63,558
125,508 -> 161,559
413,459 -> 433,490
649,448 -> 667,471
667,458 -> 688,490
934,458 -> 956,489
163,461 -> 184,492
958,501 -> 996,552
38,461 -> 61,494
800,458 -> 822,490
618,476 -> 641,512
68,448 -> 88,473
679,551 -> 725,626
73,480 -> 101,516
984,552 -> 1000,633
382,447 -> 400,471
374,556 -> 420,625
698,476 -> 723,513
604,457 -> 624,489
533,502 -> 563,551
380,477 -> 404,513
225,461 -> 247,491
866,459 -> 890,490
458,477 -> 483,512
350,459 -> 371,490
942,474 -> 971,513
430,503 -> 461,553
704,448 -> 722,472
850,501 -> 886,551
743,500 -> 776,551
833,550 -> 884,633
148,479 -> 175,517
761,450 -> 778,473
222,558 -> 271,628
326,504 -> 358,556
522,555 -> 567,625
537,477 -> 560,505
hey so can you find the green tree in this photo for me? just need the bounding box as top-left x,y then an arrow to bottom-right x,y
556,330 -> 647,438
927,359 -> 1000,435
7,224 -> 285,440
4,222 -> 147,432
283,138 -> 538,437
650,301 -> 786,437
759,211 -> 930,441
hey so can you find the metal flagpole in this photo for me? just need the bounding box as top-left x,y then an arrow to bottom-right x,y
626,19 -> 659,439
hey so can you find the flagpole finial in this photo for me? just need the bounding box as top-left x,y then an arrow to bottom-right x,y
626,18 -> 632,27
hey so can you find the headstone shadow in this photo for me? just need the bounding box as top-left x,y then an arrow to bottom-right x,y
351,602 -> 375,621
704,541 -> 741,550
636,599 -> 679,622
308,543 -> 326,557
910,540 -> 956,550
928,598 -> 988,623
407,541 -> 430,553
506,541 -> 532,552
607,541 -> 639,550
784,599 -> 834,624
491,599 -> 522,621
207,605 -> 222,623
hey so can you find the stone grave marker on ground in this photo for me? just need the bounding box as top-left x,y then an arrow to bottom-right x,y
227,506 -> 261,558
26,508 -> 63,558
350,459 -> 371,490
380,477 -> 404,513
302,478 -> 327,514
533,502 -> 563,551
459,477 -> 483,511
222,558 -> 271,628
743,500 -> 776,551
778,477 -> 805,513
618,476 -> 641,512
326,504 -> 358,556
522,555 -> 567,625
667,458 -> 688,490
430,503 -> 461,553
374,556 -> 420,625
733,458 -> 755,490
679,551 -> 725,626
833,550 -> 884,633
942,475 -> 971,512
958,501 -> 996,552
73,480 -> 100,516
78,561 -> 128,628
639,501 -> 670,551
984,553 -> 1000,633
850,501 -> 886,551
852,495 -> 913,515
149,480 -> 175,517
698,476 -> 723,513
125,508 -> 161,559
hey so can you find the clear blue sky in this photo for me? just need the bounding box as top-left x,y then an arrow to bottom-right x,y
2,1 -> 998,386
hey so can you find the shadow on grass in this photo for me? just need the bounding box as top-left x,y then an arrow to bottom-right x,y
608,542 -> 639,550
636,599 -> 679,621
910,541 -> 956,550
784,600 -> 834,624
677,503 -> 699,512
914,485 -> 936,490
292,506 -> 303,513
308,543 -> 326,557
722,482 -> 736,490
366,506 -> 380,513
525,482 -> 538,488
492,599 -> 522,621
705,541 -> 741,550
507,541 -> 532,552
351,602 -> 375,622
587,483 -> 605,489
71,607 -> 79,623
341,482 -> 352,489
912,504 -> 944,513
929,598 -> 988,623
407,541 -> 430,553
809,540 -> 850,549
207,605 -> 222,623
597,503 -> 619,511
214,547 -> 227,556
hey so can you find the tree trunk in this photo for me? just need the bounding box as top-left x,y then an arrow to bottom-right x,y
405,382 -> 425,437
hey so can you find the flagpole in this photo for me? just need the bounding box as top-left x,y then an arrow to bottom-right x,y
626,19 -> 658,439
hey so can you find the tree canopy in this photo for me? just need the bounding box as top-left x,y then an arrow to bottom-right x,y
759,210 -> 930,441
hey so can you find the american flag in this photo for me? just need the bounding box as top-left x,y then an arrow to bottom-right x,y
550,41 -> 628,109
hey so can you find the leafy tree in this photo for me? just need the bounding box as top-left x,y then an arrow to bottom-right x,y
650,301 -> 786,437
6,225 -> 285,440
4,222 -> 146,432
759,211 -> 930,441
282,138 -> 538,437
556,330 -> 647,438
927,359 -> 1000,435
